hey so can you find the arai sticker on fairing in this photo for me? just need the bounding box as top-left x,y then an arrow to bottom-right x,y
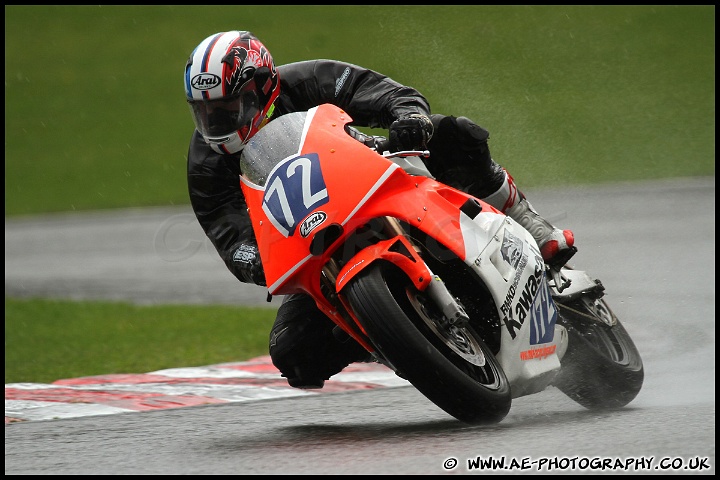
299,211 -> 327,238
262,153 -> 329,237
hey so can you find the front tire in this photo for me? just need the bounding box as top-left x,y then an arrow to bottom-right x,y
344,262 -> 511,424
552,295 -> 644,409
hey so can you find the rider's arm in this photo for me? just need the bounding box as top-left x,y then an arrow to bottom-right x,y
277,60 -> 431,129
186,131 -> 265,285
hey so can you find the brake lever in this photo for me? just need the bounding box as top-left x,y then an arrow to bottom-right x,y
382,149 -> 430,159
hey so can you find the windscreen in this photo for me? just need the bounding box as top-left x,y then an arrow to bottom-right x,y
239,111 -> 309,186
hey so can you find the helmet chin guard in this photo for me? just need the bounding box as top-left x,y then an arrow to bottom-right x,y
204,131 -> 246,155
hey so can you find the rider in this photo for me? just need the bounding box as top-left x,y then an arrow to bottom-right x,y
185,30 -> 576,389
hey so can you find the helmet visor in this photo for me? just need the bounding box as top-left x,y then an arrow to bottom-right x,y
188,86 -> 260,139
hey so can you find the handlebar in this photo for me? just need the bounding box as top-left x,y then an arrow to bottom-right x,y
344,125 -> 429,159
374,138 -> 392,154
374,138 -> 430,159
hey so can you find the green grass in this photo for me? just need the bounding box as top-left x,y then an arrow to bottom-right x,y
5,297 -> 277,384
4,6 -> 715,383
5,6 -> 715,217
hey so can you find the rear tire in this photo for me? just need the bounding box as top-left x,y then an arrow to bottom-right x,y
345,262 -> 511,424
553,296 -> 644,409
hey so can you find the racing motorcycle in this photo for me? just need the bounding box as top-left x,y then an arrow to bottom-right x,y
238,103 -> 644,425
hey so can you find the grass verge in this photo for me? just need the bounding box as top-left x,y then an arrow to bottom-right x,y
5,297 -> 277,384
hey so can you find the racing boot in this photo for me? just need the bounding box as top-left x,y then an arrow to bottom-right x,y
480,170 -> 576,267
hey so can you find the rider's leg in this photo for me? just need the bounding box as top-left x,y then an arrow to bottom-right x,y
269,293 -> 370,389
481,168 -> 576,266
426,114 -> 575,266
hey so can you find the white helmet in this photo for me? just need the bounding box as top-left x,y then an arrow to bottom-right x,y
184,31 -> 280,154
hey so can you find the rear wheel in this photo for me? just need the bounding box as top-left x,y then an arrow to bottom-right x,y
553,295 -> 644,409
345,262 -> 511,424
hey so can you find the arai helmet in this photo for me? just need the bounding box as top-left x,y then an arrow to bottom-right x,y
185,31 -> 280,154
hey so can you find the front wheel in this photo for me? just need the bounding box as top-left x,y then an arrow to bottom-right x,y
552,295 -> 644,409
344,262 -> 511,424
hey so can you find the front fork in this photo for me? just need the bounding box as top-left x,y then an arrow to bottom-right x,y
382,217 -> 470,327
324,216 -> 469,336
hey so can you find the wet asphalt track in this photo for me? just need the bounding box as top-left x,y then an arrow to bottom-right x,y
4,177 -> 716,474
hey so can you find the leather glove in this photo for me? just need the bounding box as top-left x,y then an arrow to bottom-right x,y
231,243 -> 267,286
388,113 -> 433,151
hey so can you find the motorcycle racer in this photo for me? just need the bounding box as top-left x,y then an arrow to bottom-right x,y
185,30 -> 576,388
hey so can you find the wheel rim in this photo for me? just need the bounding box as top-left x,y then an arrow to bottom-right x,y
406,290 -> 487,367
565,298 -> 639,367
579,296 -> 616,327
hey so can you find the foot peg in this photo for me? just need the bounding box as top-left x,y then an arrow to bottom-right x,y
545,245 -> 577,270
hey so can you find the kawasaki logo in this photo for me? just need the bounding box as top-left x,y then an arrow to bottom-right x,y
191,73 -> 221,90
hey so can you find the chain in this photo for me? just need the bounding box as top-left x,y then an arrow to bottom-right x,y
556,302 -> 605,323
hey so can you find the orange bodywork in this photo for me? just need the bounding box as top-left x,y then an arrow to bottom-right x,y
239,104 -> 496,350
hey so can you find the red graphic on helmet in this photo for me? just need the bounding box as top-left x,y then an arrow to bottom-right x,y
223,39 -> 275,96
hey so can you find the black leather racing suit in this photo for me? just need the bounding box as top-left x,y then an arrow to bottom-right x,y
186,59 -> 506,388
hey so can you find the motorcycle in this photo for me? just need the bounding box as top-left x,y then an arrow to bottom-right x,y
238,103 -> 644,424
